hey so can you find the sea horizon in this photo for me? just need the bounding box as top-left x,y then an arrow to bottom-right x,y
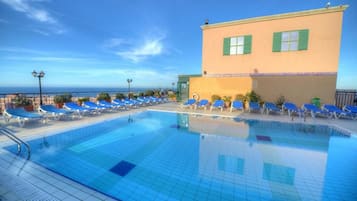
0,86 -> 171,97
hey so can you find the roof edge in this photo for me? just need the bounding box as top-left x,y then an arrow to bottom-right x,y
201,5 -> 349,30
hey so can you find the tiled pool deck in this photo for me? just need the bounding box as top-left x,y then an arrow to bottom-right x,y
1,102 -> 356,201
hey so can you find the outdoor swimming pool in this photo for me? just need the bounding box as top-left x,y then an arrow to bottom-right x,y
5,111 -> 357,201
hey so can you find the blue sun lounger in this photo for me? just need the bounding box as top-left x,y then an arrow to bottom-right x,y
182,99 -> 196,109
112,99 -> 128,110
210,100 -> 224,112
302,103 -> 331,118
98,100 -> 123,110
343,105 -> 357,114
230,100 -> 244,112
83,101 -> 108,112
322,104 -> 355,119
64,102 -> 93,117
39,104 -> 73,120
195,99 -> 209,110
264,102 -> 281,115
282,102 -> 304,118
4,107 -> 45,127
249,102 -> 261,113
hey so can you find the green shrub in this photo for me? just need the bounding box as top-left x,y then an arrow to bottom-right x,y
13,94 -> 32,106
128,92 -> 134,99
275,95 -> 286,108
115,93 -> 125,100
245,91 -> 261,103
222,96 -> 232,107
97,92 -> 111,101
78,97 -> 90,105
153,90 -> 160,97
211,94 -> 221,103
145,90 -> 154,96
235,94 -> 247,102
54,93 -> 72,104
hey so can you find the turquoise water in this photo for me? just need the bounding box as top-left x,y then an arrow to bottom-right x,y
5,111 -> 357,201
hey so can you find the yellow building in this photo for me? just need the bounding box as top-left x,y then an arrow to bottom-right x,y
188,5 -> 348,105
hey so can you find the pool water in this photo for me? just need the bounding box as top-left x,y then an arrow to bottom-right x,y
5,111 -> 357,201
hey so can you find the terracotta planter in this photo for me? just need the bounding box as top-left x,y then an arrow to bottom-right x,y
56,103 -> 64,108
23,105 -> 34,111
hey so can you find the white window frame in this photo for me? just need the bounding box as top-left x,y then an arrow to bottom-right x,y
230,36 -> 245,55
281,31 -> 299,51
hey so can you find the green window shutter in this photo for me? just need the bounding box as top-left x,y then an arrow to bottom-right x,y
272,32 -> 282,52
243,35 -> 252,54
298,29 -> 309,50
223,37 -> 231,56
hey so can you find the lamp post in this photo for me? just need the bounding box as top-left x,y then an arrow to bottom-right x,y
172,82 -> 175,92
127,78 -> 133,99
32,70 -> 45,105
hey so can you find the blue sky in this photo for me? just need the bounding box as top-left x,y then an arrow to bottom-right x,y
0,0 -> 356,89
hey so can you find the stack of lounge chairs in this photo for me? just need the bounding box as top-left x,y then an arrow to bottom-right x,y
2,95 -> 170,127
180,97 -> 357,121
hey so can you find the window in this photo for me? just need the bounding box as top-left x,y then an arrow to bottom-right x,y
230,36 -> 244,55
223,35 -> 252,56
273,29 -> 309,52
281,31 -> 299,51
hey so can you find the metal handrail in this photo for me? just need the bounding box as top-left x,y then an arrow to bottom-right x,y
0,128 -> 31,160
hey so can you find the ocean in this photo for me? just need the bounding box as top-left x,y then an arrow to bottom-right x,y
0,87 -> 158,97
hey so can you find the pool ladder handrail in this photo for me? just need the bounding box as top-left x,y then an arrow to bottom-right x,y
0,128 -> 31,160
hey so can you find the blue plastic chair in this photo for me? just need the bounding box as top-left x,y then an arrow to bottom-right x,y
64,102 -> 92,117
182,99 -> 196,109
264,102 -> 281,115
4,107 -> 44,127
210,100 -> 225,112
302,103 -> 331,118
195,99 -> 209,110
112,99 -> 128,110
230,100 -> 244,112
39,105 -> 73,120
322,104 -> 354,119
282,102 -> 304,118
343,105 -> 357,113
249,102 -> 261,113
83,101 -> 108,111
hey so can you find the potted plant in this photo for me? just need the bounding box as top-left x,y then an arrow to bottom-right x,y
211,94 -> 221,103
13,94 -> 33,111
77,97 -> 90,106
246,91 -> 262,103
54,93 -> 72,108
275,95 -> 286,109
145,90 -> 154,97
235,94 -> 247,108
115,93 -> 125,100
222,96 -> 232,108
97,92 -> 111,102
168,93 -> 176,102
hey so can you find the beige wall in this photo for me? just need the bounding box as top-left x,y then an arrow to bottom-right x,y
189,77 -> 252,102
253,75 -> 337,105
189,75 -> 336,106
201,8 -> 344,75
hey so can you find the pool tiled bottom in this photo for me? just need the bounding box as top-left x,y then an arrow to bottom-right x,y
3,111 -> 357,201
110,161 -> 136,177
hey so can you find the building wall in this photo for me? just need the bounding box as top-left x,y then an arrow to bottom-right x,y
201,7 -> 345,75
189,75 -> 336,106
189,77 -> 252,102
252,75 -> 337,105
190,6 -> 347,106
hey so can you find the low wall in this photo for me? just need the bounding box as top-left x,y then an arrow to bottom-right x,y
189,75 -> 337,106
